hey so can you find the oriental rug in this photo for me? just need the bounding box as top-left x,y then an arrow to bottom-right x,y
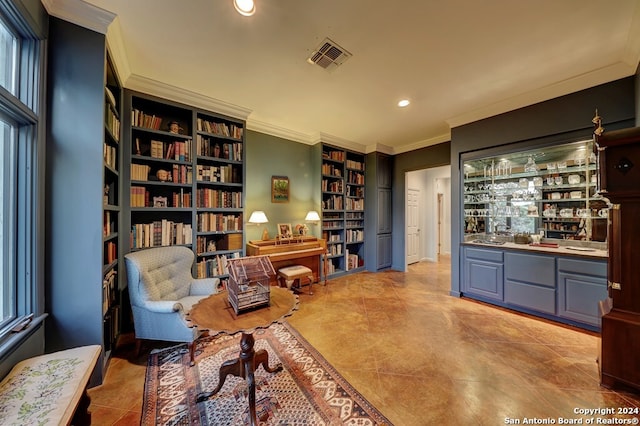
142,322 -> 393,425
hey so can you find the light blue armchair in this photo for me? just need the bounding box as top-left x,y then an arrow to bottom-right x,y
124,246 -> 219,364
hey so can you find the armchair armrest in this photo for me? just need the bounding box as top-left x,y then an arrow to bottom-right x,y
143,300 -> 185,313
190,277 -> 219,296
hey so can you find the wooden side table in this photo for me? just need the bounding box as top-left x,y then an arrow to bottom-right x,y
188,287 -> 298,426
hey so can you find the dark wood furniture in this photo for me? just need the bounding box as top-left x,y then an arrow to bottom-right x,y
246,236 -> 327,286
188,287 -> 298,426
595,125 -> 640,392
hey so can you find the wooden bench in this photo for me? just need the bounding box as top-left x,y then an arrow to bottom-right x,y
0,345 -> 101,425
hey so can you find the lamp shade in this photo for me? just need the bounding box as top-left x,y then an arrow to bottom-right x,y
248,210 -> 268,224
304,210 -> 321,222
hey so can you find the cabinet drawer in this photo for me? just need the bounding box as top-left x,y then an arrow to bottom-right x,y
505,280 -> 556,315
465,247 -> 503,263
557,258 -> 606,277
505,252 -> 555,287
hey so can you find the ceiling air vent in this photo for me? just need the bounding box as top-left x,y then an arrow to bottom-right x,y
307,37 -> 352,71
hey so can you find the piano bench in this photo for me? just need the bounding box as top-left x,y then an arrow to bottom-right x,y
277,265 -> 314,295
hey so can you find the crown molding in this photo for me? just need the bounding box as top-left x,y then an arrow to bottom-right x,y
105,17 -> 131,85
41,0 -> 115,34
316,133 -> 367,153
246,119 -> 314,145
392,132 -> 451,155
124,74 -> 252,121
446,61 -> 634,130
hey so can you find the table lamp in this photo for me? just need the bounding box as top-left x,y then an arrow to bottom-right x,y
304,210 -> 320,223
248,210 -> 270,240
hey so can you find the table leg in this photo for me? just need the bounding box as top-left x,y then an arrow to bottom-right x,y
196,332 -> 282,426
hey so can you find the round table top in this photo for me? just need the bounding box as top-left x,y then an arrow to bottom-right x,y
188,286 -> 298,334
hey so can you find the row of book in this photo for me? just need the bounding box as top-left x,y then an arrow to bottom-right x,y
322,179 -> 343,193
321,163 -> 342,177
130,163 -> 193,184
131,109 -> 165,130
196,189 -> 242,209
196,213 -> 242,232
346,220 -> 364,227
197,118 -> 243,139
323,150 -> 345,161
196,135 -> 243,161
130,220 -> 193,249
195,253 -> 241,279
345,159 -> 364,171
104,142 -> 117,170
103,211 -> 117,237
345,251 -> 361,271
149,140 -> 191,162
345,198 -> 364,211
328,243 -> 343,256
323,220 -> 342,229
347,185 -> 364,198
102,269 -> 118,316
130,186 -> 192,208
322,195 -> 343,210
347,170 -> 364,185
196,164 -> 239,183
104,241 -> 117,265
346,229 -> 364,243
105,101 -> 120,142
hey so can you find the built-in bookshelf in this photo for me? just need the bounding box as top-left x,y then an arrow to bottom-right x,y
102,54 -> 122,356
321,144 -> 365,276
123,91 -> 245,289
194,111 -> 244,285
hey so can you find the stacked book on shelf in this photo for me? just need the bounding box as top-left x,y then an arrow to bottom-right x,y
196,164 -> 239,183
196,189 -> 242,208
102,269 -> 117,315
103,142 -> 117,169
130,220 -> 193,249
322,163 -> 342,176
345,251 -> 360,271
196,253 -> 241,279
196,135 -> 243,160
196,118 -> 243,139
131,109 -> 164,130
149,139 -> 191,161
196,213 -> 243,232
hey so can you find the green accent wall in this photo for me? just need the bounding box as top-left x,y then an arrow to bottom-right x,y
245,130 -> 321,241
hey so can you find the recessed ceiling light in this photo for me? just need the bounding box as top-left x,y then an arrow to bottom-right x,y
397,99 -> 410,108
234,0 -> 255,16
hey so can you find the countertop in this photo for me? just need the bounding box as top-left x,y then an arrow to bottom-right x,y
462,240 -> 608,259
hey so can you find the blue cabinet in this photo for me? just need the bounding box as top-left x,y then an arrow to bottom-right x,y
462,244 -> 608,330
557,258 -> 608,327
463,247 -> 504,301
505,252 -> 556,315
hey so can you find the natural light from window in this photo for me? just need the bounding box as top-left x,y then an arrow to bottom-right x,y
0,17 -> 17,95
0,118 -> 15,326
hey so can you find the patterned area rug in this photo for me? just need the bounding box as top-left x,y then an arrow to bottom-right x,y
142,322 -> 392,425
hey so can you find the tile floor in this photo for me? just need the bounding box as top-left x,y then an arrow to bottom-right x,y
87,255 -> 640,425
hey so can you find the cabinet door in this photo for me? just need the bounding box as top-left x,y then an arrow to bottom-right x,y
377,234 -> 392,269
557,258 -> 608,327
377,189 -> 392,233
377,154 -> 391,188
463,248 -> 504,301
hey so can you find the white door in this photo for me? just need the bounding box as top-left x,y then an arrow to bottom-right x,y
407,188 -> 420,264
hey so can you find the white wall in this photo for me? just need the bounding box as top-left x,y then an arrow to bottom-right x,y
406,165 -> 451,262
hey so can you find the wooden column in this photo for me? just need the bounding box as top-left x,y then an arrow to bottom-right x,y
595,125 -> 640,392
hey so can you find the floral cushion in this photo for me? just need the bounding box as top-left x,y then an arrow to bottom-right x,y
0,345 -> 100,426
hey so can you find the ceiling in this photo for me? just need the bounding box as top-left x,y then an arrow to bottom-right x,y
45,0 -> 640,154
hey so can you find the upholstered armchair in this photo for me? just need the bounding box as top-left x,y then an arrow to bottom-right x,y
124,246 -> 219,364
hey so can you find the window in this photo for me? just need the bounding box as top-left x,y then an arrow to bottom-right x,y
0,0 -> 44,348
0,16 -> 17,95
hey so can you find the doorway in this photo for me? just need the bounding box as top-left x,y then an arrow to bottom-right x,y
405,166 -> 451,265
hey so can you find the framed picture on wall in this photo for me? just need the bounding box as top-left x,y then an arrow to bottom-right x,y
277,223 -> 293,238
271,176 -> 289,203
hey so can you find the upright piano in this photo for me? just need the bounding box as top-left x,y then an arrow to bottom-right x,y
246,236 -> 327,285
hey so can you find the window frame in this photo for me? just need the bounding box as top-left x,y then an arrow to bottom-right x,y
0,0 -> 45,353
